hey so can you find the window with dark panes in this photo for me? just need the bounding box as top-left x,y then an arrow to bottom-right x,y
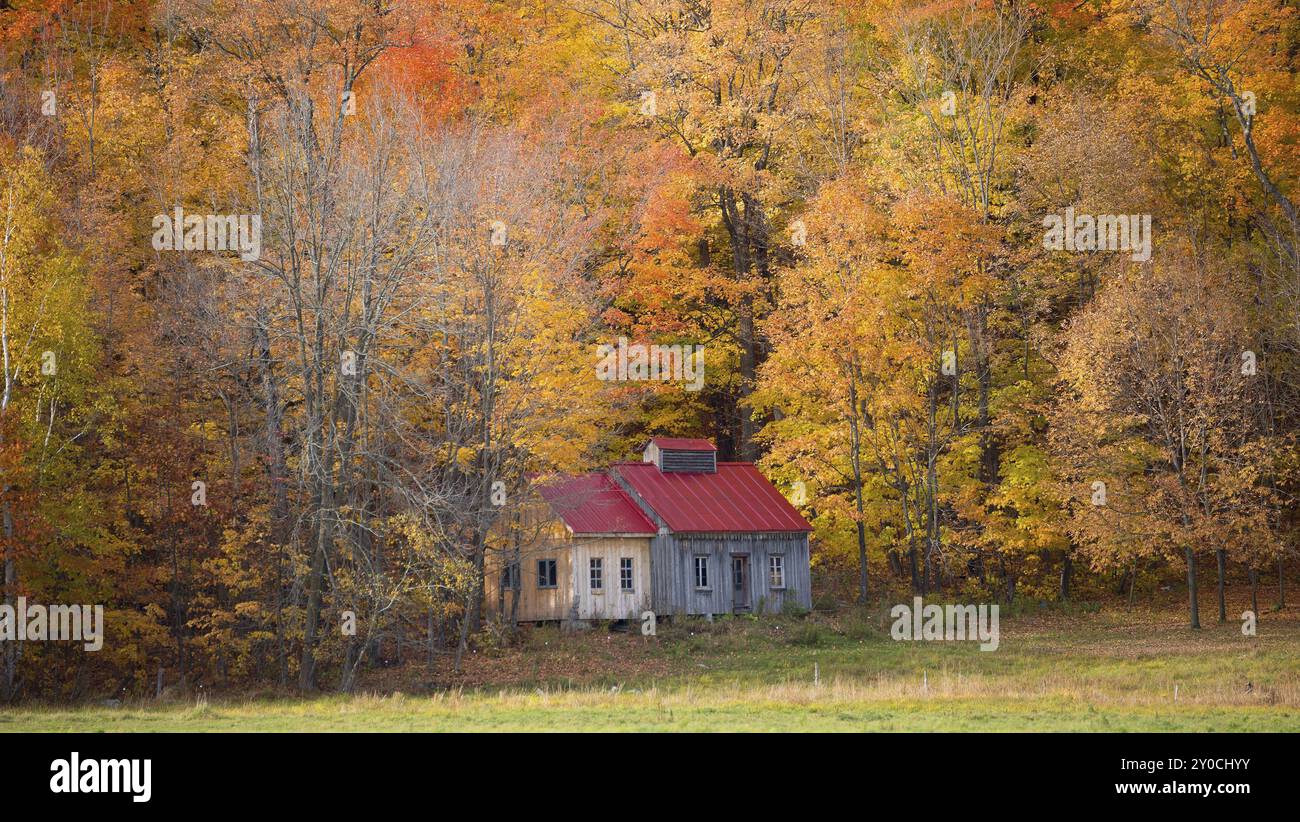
537,559 -> 557,589
694,556 -> 710,590
502,561 -> 520,592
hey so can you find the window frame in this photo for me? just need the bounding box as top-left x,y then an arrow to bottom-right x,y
693,555 -> 711,591
536,558 -> 558,589
502,561 -> 521,592
768,555 -> 786,590
619,557 -> 634,592
589,557 -> 604,593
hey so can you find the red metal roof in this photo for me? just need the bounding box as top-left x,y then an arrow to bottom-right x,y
647,437 -> 717,452
536,473 -> 657,535
613,462 -> 812,533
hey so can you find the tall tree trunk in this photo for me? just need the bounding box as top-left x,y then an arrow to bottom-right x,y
738,297 -> 757,461
1216,549 -> 1227,623
453,587 -> 475,673
969,307 -> 996,486
434,606 -> 444,671
900,482 -> 920,593
1175,469 -> 1200,629
1001,556 -> 1015,604
924,373 -> 940,596
1059,551 -> 1073,601
1278,558 -> 1286,609
1185,545 -> 1201,630
299,481 -> 332,691
1115,568 -> 1129,596
848,384 -> 868,603
854,517 -> 868,604
888,550 -> 903,577
509,542 -> 521,628
2,500 -> 16,701
720,186 -> 763,461
340,637 -> 357,693
255,314 -> 290,688
469,530 -> 486,635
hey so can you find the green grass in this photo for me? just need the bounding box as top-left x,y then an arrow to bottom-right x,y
3,598 -> 1298,731
5,693 -> 1294,732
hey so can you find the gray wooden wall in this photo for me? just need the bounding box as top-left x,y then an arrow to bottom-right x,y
649,532 -> 812,616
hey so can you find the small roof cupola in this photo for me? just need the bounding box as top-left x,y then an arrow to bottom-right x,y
643,437 -> 717,474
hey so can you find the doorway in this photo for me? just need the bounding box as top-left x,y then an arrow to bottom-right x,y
731,555 -> 750,613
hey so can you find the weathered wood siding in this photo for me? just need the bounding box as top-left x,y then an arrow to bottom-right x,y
484,535 -> 573,622
570,537 -> 653,620
610,469 -> 813,617
484,523 -> 652,622
649,532 -> 812,616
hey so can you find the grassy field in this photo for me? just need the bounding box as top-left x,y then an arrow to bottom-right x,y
3,595 -> 1298,731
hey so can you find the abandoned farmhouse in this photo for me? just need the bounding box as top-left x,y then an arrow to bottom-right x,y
486,438 -> 813,624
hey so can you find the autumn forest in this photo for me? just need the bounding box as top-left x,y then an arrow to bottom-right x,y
1,0 -> 1298,701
